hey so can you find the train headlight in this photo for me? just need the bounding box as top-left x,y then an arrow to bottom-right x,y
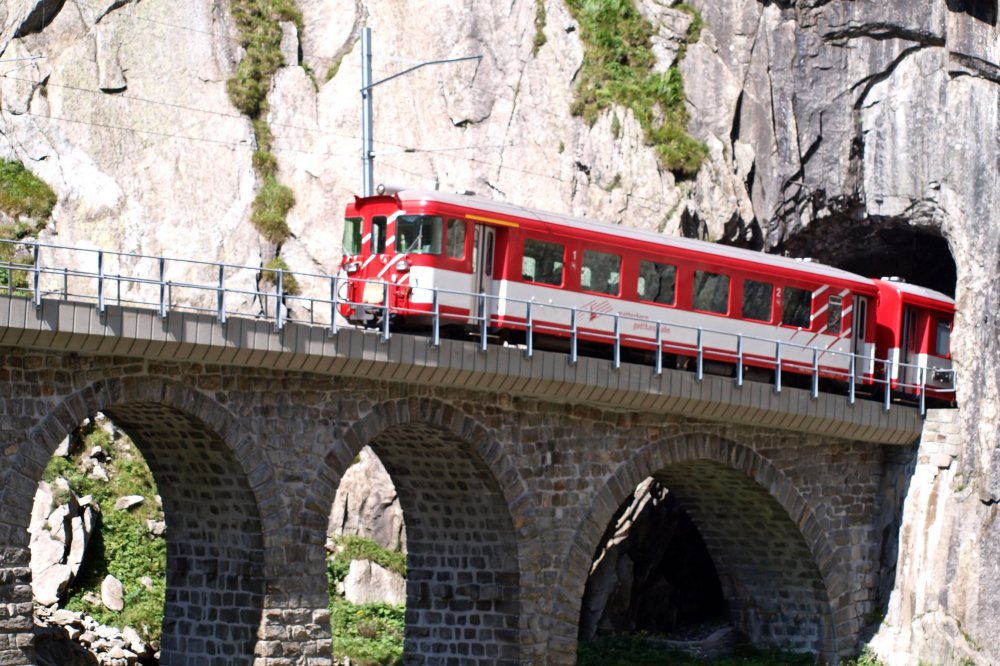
394,259 -> 411,272
345,261 -> 361,274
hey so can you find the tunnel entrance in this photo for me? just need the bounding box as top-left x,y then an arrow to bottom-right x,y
781,220 -> 957,297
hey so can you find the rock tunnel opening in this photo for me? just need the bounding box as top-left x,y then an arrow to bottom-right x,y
579,461 -> 832,659
327,420 -> 520,664
781,220 -> 957,297
29,406 -> 265,665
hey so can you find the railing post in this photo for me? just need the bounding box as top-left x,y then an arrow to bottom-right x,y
62,267 -> 68,301
158,258 -> 167,318
97,250 -> 105,314
217,263 -> 226,324
811,347 -> 819,399
275,269 -> 285,331
655,322 -> 663,376
330,275 -> 339,336
919,365 -> 927,416
883,355 -> 891,412
381,281 -> 390,341
735,334 -> 743,387
431,289 -> 440,347
569,308 -> 578,365
479,292 -> 489,352
849,352 -> 857,405
613,314 -> 621,370
696,327 -> 704,382
524,301 -> 533,358
774,340 -> 782,393
32,242 -> 41,310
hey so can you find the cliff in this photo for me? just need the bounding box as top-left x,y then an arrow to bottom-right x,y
2,1 -> 999,663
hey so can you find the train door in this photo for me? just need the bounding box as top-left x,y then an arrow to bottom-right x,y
852,296 -> 869,381
471,225 -> 496,325
899,307 -> 919,390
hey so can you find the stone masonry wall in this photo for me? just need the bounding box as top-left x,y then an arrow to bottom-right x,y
0,347 -> 918,665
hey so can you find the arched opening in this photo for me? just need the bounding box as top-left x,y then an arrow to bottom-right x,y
22,386 -> 269,665
325,413 -> 522,664
575,440 -> 836,663
781,221 -> 957,297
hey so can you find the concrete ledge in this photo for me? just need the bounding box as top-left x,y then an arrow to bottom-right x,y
0,296 -> 924,444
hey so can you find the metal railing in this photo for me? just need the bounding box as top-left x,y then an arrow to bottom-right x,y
0,239 -> 956,415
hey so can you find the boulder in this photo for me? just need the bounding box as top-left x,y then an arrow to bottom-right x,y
113,495 -> 144,511
343,559 -> 405,606
100,575 -> 124,611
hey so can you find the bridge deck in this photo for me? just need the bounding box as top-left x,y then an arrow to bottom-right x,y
0,296 -> 923,444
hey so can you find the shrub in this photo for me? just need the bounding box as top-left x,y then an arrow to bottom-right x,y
251,177 -> 294,244
0,159 -> 56,221
261,255 -> 300,294
565,0 -> 707,177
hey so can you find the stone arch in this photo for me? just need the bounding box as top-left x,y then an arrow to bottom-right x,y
321,398 -> 533,665
554,432 -> 844,662
1,375 -> 284,665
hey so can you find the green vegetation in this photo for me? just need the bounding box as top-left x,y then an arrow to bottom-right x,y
226,0 -> 301,248
327,535 -> 407,665
565,0 -> 707,177
844,647 -> 885,666
0,158 -> 57,222
45,420 -> 167,643
0,159 -> 55,292
262,255 -> 301,294
532,0 -> 548,55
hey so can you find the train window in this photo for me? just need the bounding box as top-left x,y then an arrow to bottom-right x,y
397,215 -> 443,254
742,279 -> 773,321
827,295 -> 843,333
522,238 -> 564,286
936,319 -> 951,356
637,261 -> 676,305
343,217 -> 362,255
782,287 -> 812,328
582,250 -> 621,296
446,219 -> 466,259
371,216 -> 387,254
693,270 -> 730,314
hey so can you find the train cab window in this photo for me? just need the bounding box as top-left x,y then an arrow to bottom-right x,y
371,216 -> 387,254
742,279 -> 773,322
343,217 -> 362,255
522,238 -> 564,286
637,261 -> 676,305
446,219 -> 466,259
693,270 -> 730,315
936,319 -> 952,356
397,215 -> 443,254
781,287 -> 812,328
582,250 -> 622,296
827,295 -> 843,333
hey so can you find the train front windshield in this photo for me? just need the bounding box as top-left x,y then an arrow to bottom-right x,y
397,215 -> 443,254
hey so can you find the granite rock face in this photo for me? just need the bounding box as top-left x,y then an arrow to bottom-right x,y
3,1 -> 1000,663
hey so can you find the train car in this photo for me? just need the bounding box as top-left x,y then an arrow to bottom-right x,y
874,277 -> 955,405
340,189 -> 886,392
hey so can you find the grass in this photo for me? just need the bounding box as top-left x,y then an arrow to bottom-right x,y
565,0 -> 707,177
261,255 -> 300,294
327,535 -> 407,665
226,0 -> 301,248
45,419 -> 167,644
0,159 -> 56,221
532,0 -> 548,55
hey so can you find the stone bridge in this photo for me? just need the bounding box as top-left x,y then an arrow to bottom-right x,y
0,295 -> 925,665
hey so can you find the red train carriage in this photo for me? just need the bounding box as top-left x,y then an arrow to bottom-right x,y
339,189 -> 900,395
874,277 -> 955,404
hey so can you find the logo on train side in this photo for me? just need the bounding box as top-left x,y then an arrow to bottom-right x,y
582,299 -> 615,321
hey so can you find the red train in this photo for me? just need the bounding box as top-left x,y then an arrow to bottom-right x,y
339,189 -> 955,405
